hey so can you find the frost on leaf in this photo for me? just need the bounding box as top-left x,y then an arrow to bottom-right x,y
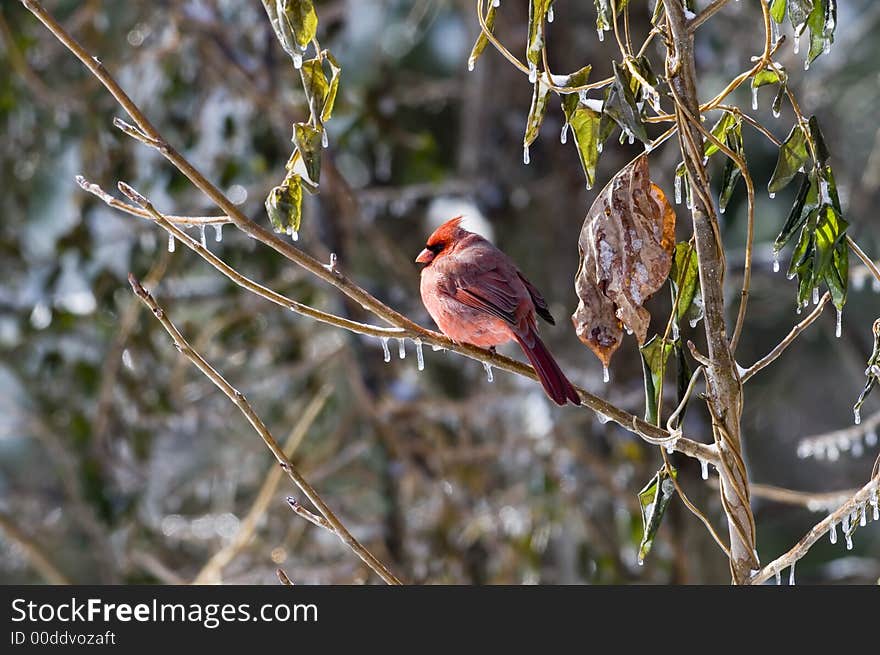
572,155 -> 676,368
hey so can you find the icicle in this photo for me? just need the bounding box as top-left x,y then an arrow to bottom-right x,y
596,412 -> 610,424
322,129 -> 329,149
845,531 -> 853,551
823,40 -> 831,55
789,561 -> 796,586
286,225 -> 299,241
774,569 -> 781,585
854,407 -> 861,425
199,225 -> 207,248
627,132 -> 635,145
689,317 -> 700,328
830,520 -> 837,544
841,511 -> 850,535
293,52 -> 303,69
772,251 -> 780,273
168,233 -> 176,253
483,361 -> 494,383
859,504 -> 867,527
870,488 -> 879,521
796,305 -> 802,315
492,0 -> 500,6
597,28 -> 605,42
674,175 -> 682,205
772,106 -> 781,119
528,63 -> 537,84
804,58 -> 810,71
793,33 -> 800,54
597,142 -> 603,154
214,224 -> 223,242
467,58 -> 475,72
769,192 -> 776,199
523,145 -> 531,165
547,5 -> 554,22
381,337 -> 391,363
398,338 -> 406,359
719,205 -> 726,215
835,309 -> 842,338
812,287 -> 820,305
560,122 -> 569,144
700,459 -> 709,480
867,430 -> 878,446
751,86 -> 759,111
602,365 -> 610,384
771,17 -> 780,45
414,339 -> 424,371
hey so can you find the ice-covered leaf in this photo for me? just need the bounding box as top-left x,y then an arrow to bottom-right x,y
674,339 -> 693,428
320,52 -> 341,123
769,124 -> 809,193
788,0 -> 813,36
640,335 -> 673,426
853,319 -> 880,424
279,0 -> 318,51
265,174 -> 303,234
602,62 -> 649,144
468,1 -> 498,71
291,122 -> 322,187
527,0 -> 552,69
774,173 -> 814,250
806,0 -> 835,67
637,467 -> 677,566
703,111 -> 736,159
770,0 -> 788,24
669,242 -> 699,323
594,0 -> 613,35
572,155 -> 676,367
524,77 -> 552,150
566,105 -> 602,190
752,65 -> 787,89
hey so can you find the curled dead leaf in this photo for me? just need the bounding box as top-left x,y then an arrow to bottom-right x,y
571,154 -> 676,368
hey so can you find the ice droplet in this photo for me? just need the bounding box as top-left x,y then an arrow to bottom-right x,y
321,129 -> 329,149
674,175 -> 682,205
597,28 -> 605,42
414,338 -> 424,371
483,361 -> 494,383
492,0 -> 500,7
870,488 -> 879,521
214,224 -> 223,242
168,233 -> 176,253
812,287 -> 820,305
769,192 -> 776,199
700,459 -> 709,480
199,225 -> 207,248
381,337 -> 391,363
804,58 -> 810,71
528,63 -> 537,84
286,225 -> 299,241
547,6 -> 554,22
772,251 -> 780,273
854,407 -> 861,425
866,430 -> 878,447
751,86 -> 758,111
523,145 -> 530,165
774,569 -> 781,585
398,338 -> 406,359
793,33 -> 800,54
835,309 -> 842,338
845,532 -> 853,551
596,412 -> 610,424
293,52 -> 303,69
602,365 -> 610,384
830,520 -> 837,544
467,58 -> 475,72
859,505 -> 867,527
772,106 -> 781,119
560,122 -> 569,144
789,561 -> 796,586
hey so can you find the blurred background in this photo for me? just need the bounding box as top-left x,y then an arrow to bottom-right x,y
1,0 -> 878,585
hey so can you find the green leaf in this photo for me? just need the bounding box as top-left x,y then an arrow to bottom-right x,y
602,62 -> 649,145
566,104 -> 602,189
559,65 -> 593,116
265,175 -> 303,234
640,336 -> 674,426
769,124 -> 809,193
674,340 -> 692,429
752,65 -> 787,89
703,111 -> 737,159
291,122 -> 323,187
468,1 -> 497,71
524,77 -> 552,149
300,57 -> 329,121
824,238 -> 848,311
770,0 -> 788,23
808,115 -> 830,167
321,51 -> 342,123
527,0 -> 552,69
812,204 -> 848,288
853,320 -> 880,424
774,173 -> 813,250
806,0 -> 835,67
718,123 -> 744,212
637,467 -> 677,566
669,243 -> 699,323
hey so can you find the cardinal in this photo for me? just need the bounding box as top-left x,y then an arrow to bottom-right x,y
416,217 -> 580,406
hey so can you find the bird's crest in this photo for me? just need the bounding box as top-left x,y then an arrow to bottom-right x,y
426,216 -> 465,249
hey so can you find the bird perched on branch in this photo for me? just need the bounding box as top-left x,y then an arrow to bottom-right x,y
416,217 -> 580,406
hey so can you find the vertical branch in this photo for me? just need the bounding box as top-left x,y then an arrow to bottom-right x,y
662,0 -> 758,584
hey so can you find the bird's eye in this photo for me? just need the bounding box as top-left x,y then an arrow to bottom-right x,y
427,243 -> 444,254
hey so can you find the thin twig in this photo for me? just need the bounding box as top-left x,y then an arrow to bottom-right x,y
192,387 -> 332,584
709,480 -> 859,510
688,0 -> 733,32
847,236 -> 880,284
740,292 -> 831,383
0,513 -> 71,584
796,409 -> 880,460
127,274 -> 402,585
749,472 -> 880,585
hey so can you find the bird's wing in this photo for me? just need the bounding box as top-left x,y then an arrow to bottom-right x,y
517,272 -> 555,325
442,244 -> 526,327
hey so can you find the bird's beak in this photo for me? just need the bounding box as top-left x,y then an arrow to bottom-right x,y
415,248 -> 435,265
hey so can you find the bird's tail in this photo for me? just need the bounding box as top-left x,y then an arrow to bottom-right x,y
514,332 -> 581,406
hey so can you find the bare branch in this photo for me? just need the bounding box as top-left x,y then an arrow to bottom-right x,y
741,292 -> 831,383
0,513 -> 71,584
127,274 -> 402,585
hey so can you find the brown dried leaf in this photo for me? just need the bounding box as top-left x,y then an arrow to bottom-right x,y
571,155 -> 676,368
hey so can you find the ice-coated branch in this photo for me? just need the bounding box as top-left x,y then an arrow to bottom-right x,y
749,472 -> 880,585
740,292 -> 831,383
127,274 -> 402,585
796,409 -> 880,461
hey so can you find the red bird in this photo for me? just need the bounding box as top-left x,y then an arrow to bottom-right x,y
416,217 -> 580,406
